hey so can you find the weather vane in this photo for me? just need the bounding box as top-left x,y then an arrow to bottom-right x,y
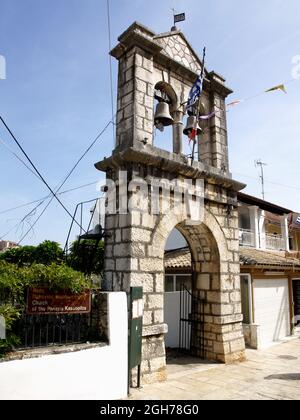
171,8 -> 186,31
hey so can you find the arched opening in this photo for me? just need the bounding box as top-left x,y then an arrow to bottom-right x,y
162,218 -> 221,359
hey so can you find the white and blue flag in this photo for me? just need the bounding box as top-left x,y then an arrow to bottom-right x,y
296,215 -> 300,224
186,73 -> 203,113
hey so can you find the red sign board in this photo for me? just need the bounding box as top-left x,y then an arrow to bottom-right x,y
26,288 -> 91,315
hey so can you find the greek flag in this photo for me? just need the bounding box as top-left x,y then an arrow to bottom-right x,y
186,73 -> 203,113
297,215 -> 300,224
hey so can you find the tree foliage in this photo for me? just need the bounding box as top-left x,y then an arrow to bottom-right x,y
0,260 -> 92,357
68,240 -> 104,276
0,240 -> 64,266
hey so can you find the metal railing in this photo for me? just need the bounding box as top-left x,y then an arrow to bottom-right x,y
265,233 -> 285,251
239,229 -> 255,247
239,229 -> 287,251
12,293 -> 102,350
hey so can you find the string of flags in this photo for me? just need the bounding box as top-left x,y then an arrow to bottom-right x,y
193,81 -> 290,123
184,44 -> 295,144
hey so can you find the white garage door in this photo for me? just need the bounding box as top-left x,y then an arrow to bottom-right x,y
254,279 -> 291,347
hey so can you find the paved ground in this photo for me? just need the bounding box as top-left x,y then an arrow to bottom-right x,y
129,337 -> 300,400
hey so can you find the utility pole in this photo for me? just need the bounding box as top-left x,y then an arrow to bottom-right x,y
255,159 -> 267,200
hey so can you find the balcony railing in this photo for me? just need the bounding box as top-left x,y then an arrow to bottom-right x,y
239,229 -> 255,247
239,229 -> 287,251
265,233 -> 285,251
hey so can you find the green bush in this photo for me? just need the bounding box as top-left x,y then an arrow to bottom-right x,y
0,261 -> 92,357
0,261 -> 90,300
68,240 -> 104,275
0,304 -> 21,357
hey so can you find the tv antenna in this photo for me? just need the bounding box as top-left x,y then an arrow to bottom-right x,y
255,159 -> 267,200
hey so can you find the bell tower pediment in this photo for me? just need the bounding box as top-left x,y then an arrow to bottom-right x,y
107,21 -> 234,177
154,31 -> 204,75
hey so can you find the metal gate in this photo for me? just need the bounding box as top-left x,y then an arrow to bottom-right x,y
179,284 -> 205,358
293,280 -> 300,325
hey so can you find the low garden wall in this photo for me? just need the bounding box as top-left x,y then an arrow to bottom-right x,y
0,292 -> 128,400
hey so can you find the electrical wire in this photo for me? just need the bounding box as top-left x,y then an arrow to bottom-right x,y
14,119 -> 113,245
0,181 -> 100,216
0,138 -> 41,181
0,115 -> 84,232
0,200 -> 45,241
234,172 -> 300,192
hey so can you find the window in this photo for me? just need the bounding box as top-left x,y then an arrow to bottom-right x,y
164,274 -> 192,292
165,275 -> 175,293
175,275 -> 192,291
240,274 -> 253,324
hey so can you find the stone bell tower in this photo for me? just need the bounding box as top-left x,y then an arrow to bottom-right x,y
95,22 -> 246,384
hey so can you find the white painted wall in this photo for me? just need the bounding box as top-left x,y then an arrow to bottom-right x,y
254,279 -> 291,348
0,292 -> 128,400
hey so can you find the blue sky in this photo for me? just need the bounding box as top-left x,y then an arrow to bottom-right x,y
0,0 -> 300,246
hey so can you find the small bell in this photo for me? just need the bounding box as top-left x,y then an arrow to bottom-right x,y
183,115 -> 202,137
154,102 -> 174,128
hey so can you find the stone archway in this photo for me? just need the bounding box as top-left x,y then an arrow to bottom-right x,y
148,207 -> 244,363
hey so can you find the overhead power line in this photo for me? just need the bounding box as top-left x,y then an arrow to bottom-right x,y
0,138 -> 41,181
0,181 -> 99,216
13,119 -> 112,245
234,172 -> 300,192
0,115 -> 84,232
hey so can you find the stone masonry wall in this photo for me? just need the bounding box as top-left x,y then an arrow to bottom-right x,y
99,22 -> 245,384
102,164 -> 245,383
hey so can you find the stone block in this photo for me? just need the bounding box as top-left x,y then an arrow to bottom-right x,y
155,274 -> 164,293
143,311 -> 153,326
230,338 -> 246,353
153,310 -> 164,324
131,228 -> 152,243
136,79 -> 147,93
131,273 -> 154,292
142,324 -> 168,337
105,259 -> 115,271
116,258 -> 138,271
114,243 -> 129,257
149,356 -> 166,373
140,258 -> 163,272
147,294 -> 164,310
212,304 -> 234,316
213,341 -> 230,355
197,274 -> 211,290
130,243 -> 146,257
230,291 -> 241,303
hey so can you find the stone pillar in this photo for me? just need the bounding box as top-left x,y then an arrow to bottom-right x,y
102,169 -> 168,384
249,206 -> 259,248
209,72 -> 231,174
113,47 -> 155,150
258,210 -> 266,249
281,214 -> 290,251
172,110 -> 183,154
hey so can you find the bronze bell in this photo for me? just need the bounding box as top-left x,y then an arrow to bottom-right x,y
183,115 -> 202,137
154,102 -> 174,128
